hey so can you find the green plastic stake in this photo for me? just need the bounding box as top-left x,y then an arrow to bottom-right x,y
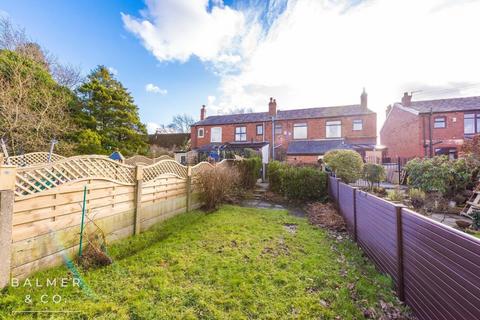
78,185 -> 87,257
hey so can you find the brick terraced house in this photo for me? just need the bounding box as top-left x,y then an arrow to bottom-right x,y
190,90 -> 377,164
381,93 -> 480,159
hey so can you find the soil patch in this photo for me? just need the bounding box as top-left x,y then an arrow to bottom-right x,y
305,202 -> 346,232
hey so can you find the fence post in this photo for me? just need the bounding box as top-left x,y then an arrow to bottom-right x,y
133,165 -> 144,235
186,166 -> 192,212
0,164 -> 15,288
353,187 -> 358,242
397,156 -> 401,184
336,178 -> 340,208
395,204 -> 405,301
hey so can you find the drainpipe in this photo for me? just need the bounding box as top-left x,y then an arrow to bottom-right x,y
422,116 -> 427,157
271,116 -> 275,161
429,108 -> 433,158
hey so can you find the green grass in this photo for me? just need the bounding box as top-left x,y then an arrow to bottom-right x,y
0,205 -> 404,319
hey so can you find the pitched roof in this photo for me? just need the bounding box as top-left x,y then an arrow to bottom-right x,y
400,96 -> 480,114
193,104 -> 374,126
286,139 -> 353,155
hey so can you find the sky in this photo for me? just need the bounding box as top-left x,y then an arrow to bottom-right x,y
2,0 -> 480,133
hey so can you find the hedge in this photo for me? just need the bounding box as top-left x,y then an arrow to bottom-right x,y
236,157 -> 262,189
267,161 -> 328,201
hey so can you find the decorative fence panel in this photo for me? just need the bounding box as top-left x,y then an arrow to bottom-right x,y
0,157 -> 234,286
4,152 -> 65,167
328,175 -> 480,320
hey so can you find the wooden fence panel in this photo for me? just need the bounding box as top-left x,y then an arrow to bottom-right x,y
11,179 -> 136,278
355,191 -> 399,284
402,208 -> 480,320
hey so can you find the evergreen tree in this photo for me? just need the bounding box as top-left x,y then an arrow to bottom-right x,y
75,66 -> 148,156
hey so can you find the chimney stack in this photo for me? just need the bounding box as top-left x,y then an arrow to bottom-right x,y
200,105 -> 206,120
360,88 -> 368,108
268,97 -> 277,116
401,92 -> 412,107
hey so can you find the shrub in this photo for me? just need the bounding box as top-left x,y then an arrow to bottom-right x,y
236,157 -> 262,189
371,186 -> 387,197
404,156 -> 473,198
281,166 -> 328,201
363,163 -> 385,189
267,161 -> 327,201
408,188 -> 426,209
387,188 -> 404,202
472,209 -> 480,230
324,149 -> 364,183
197,165 -> 241,211
267,161 -> 287,193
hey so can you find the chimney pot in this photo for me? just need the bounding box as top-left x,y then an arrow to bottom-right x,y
360,88 -> 368,108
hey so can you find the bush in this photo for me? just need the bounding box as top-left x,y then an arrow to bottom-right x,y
267,161 -> 327,201
197,166 -> 241,211
363,163 -> 385,189
267,161 -> 287,193
387,189 -> 404,202
281,166 -> 328,201
324,149 -> 364,183
236,157 -> 262,189
408,188 -> 426,209
405,156 -> 473,198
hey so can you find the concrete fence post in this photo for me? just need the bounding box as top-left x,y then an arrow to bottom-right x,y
395,204 -> 405,301
133,165 -> 144,235
0,165 -> 15,288
186,166 -> 192,212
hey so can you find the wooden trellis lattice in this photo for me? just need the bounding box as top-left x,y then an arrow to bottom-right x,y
15,156 -> 136,197
124,154 -> 174,166
5,152 -> 66,167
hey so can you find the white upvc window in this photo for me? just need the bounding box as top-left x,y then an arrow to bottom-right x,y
210,127 -> 222,142
293,123 -> 307,139
353,119 -> 363,131
326,120 -> 341,138
235,126 -> 247,141
197,127 -> 204,138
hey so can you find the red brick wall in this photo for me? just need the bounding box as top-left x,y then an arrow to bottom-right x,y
191,113 -> 377,150
380,106 -> 423,158
381,107 -> 466,158
286,155 -> 320,164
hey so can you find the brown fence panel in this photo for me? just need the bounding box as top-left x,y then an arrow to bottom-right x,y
402,208 -> 480,320
355,191 -> 399,284
338,182 -> 355,235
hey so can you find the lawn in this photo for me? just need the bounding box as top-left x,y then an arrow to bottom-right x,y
0,205 -> 405,319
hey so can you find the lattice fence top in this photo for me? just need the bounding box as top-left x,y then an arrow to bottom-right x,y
15,155 -> 136,197
124,154 -> 174,166
5,152 -> 66,167
143,160 -> 188,181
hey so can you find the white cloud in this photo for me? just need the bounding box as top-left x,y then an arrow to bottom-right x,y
125,0 -> 480,126
108,67 -> 118,75
145,83 -> 168,95
121,0 -> 245,64
146,122 -> 160,134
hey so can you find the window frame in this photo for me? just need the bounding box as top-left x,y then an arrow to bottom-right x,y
256,124 -> 263,136
464,113 -> 480,135
197,127 -> 205,138
293,123 -> 308,140
326,120 -> 342,138
235,126 -> 247,142
352,119 -> 363,131
433,116 -> 446,129
275,124 -> 283,135
210,127 -> 222,143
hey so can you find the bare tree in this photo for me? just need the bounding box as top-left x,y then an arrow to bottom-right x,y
169,114 -> 196,133
0,17 -> 82,89
0,53 -> 74,155
227,107 -> 254,114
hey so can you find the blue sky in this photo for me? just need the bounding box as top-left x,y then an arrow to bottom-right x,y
0,0 -> 228,131
2,0 -> 480,133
